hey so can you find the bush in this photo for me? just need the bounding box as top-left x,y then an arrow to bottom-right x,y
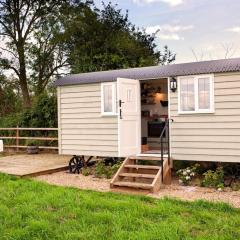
0,92 -> 58,147
201,167 -> 224,190
81,168 -> 92,176
173,161 -> 192,172
19,92 -> 57,128
231,182 -> 240,191
26,140 -> 40,146
176,164 -> 199,185
0,92 -> 57,129
0,74 -> 22,118
94,161 -> 121,179
0,114 -> 22,128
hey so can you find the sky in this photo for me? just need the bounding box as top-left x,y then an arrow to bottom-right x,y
95,0 -> 240,63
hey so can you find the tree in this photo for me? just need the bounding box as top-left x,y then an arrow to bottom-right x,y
0,0 -> 67,107
63,2 -> 175,73
0,73 -> 21,117
0,0 -> 175,108
28,9 -> 69,95
190,42 -> 238,62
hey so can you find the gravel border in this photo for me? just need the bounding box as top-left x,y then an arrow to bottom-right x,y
35,171 -> 240,208
36,171 -> 111,192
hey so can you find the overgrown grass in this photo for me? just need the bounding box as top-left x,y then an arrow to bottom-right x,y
0,173 -> 239,240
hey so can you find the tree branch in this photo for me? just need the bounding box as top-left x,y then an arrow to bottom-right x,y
20,1 -> 31,32
0,19 -> 16,41
7,65 -> 20,77
23,2 -> 42,41
0,46 -> 18,58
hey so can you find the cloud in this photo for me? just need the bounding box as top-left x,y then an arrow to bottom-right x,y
133,0 -> 184,7
145,24 -> 193,40
226,26 -> 240,33
157,34 -> 184,40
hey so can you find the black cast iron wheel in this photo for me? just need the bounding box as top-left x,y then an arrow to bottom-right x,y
69,155 -> 84,174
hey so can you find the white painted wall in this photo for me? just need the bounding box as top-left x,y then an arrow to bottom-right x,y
170,72 -> 240,163
58,84 -> 118,157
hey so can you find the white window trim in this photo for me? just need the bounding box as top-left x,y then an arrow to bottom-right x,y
178,74 -> 214,114
101,82 -> 117,116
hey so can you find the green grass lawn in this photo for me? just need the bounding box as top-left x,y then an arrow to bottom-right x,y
0,174 -> 239,240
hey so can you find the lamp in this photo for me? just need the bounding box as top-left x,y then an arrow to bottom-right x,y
170,77 -> 177,92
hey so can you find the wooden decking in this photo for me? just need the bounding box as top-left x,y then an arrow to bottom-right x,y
110,156 -> 172,193
0,154 -> 70,177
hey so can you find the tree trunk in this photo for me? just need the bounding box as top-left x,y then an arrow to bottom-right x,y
19,77 -> 31,108
18,43 -> 31,108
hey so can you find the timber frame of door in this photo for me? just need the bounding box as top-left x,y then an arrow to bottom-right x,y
117,77 -> 171,158
117,78 -> 141,157
137,77 -> 172,158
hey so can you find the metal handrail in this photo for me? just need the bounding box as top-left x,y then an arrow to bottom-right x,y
159,119 -> 173,181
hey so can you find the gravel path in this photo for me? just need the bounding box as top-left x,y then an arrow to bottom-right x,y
35,171 -> 240,208
36,171 -> 110,192
152,183 -> 240,208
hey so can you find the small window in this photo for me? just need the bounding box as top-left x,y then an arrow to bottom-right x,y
101,82 -> 117,115
198,77 -> 211,110
180,77 -> 195,111
178,75 -> 214,114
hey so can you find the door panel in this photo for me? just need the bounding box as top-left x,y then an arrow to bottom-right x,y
117,78 -> 140,157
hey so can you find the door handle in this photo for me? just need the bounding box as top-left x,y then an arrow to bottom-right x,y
119,100 -> 125,107
120,109 -> 123,119
119,100 -> 124,119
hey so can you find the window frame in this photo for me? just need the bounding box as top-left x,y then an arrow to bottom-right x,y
178,74 -> 214,114
101,82 -> 117,116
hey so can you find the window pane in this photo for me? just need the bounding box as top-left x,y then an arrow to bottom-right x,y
180,77 -> 195,111
198,77 -> 210,109
103,85 -> 113,112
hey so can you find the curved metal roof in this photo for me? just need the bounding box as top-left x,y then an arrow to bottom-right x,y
55,58 -> 240,86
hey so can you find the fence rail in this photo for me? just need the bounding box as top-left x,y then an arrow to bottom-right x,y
0,127 -> 58,151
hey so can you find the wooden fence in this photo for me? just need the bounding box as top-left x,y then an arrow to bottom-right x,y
0,127 -> 58,151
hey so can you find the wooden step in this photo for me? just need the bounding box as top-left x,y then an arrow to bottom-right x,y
110,156 -> 171,194
129,156 -> 163,161
113,181 -> 152,190
119,173 -> 156,179
124,164 -> 160,170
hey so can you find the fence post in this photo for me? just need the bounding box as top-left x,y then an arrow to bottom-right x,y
16,126 -> 19,152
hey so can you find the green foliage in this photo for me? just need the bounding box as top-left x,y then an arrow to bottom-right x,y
0,173 -> 239,239
0,92 -> 57,147
81,168 -> 91,176
0,114 -> 21,128
231,182 -> 240,191
26,140 -> 40,147
173,160 -> 192,172
110,161 -> 122,174
64,2 -> 175,74
202,167 -> 225,189
0,0 -> 175,108
0,0 -> 70,107
19,92 -> 57,128
0,88 -> 57,129
0,74 -> 21,117
94,161 -> 121,179
176,164 -> 199,185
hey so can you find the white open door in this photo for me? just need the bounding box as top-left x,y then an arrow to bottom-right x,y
117,78 -> 141,157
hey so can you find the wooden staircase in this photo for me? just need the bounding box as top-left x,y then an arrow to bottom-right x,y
110,156 -> 171,193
